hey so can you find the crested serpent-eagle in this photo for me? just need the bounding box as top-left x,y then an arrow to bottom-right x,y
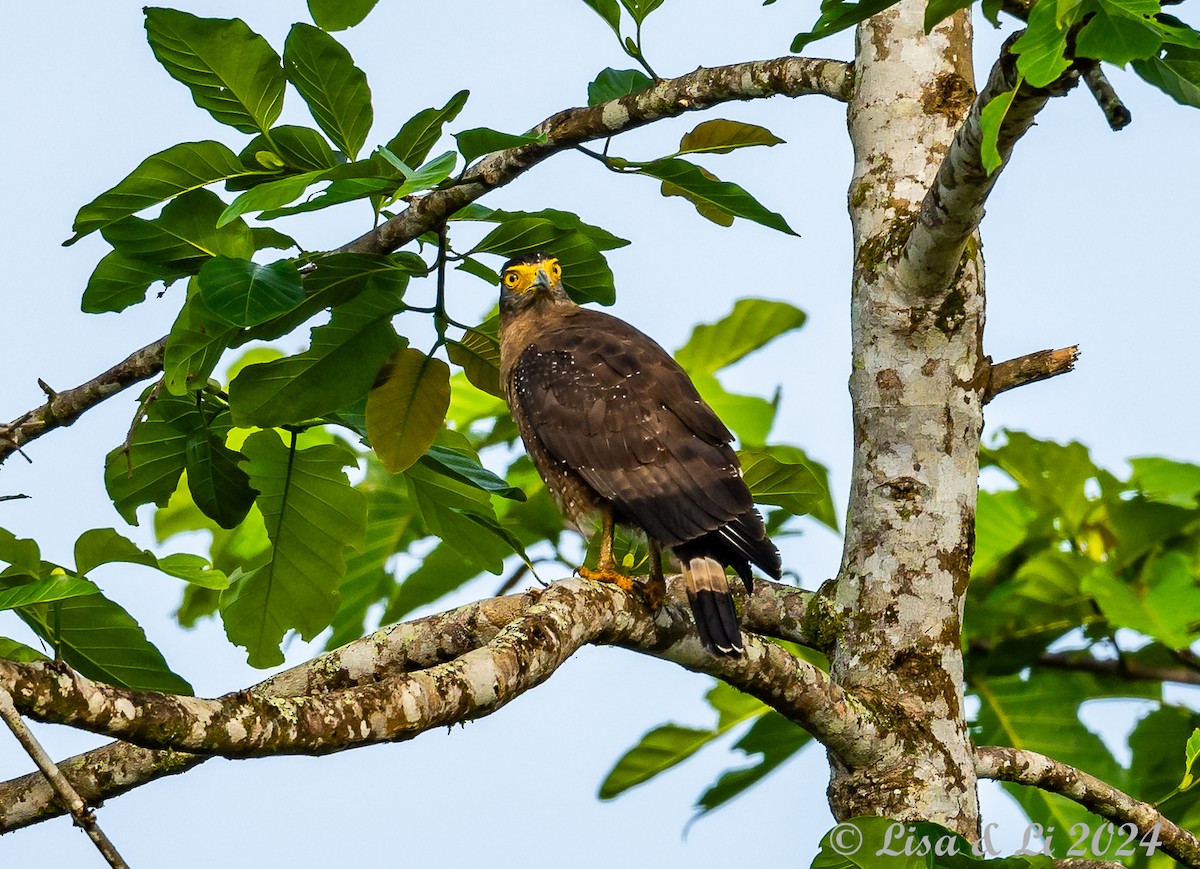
497,253 -> 782,655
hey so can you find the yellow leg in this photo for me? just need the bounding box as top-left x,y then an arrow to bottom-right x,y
643,538 -> 666,611
578,507 -> 637,592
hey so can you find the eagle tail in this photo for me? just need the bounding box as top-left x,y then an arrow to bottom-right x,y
681,556 -> 743,656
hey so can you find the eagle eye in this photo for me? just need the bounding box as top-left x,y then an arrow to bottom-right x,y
503,271 -> 519,287
549,261 -> 561,278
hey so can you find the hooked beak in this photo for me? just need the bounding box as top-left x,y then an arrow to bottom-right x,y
533,267 -> 552,290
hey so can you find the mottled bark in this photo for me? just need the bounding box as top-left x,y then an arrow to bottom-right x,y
977,746 -> 1200,867
834,0 -> 984,833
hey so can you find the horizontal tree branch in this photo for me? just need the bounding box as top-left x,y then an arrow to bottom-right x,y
896,37 -> 1079,298
0,576 -> 827,831
984,345 -> 1079,403
976,745 -> 1200,869
0,338 -> 166,466
0,57 -> 851,468
1035,650 -> 1200,686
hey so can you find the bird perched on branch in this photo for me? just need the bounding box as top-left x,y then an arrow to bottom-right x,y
497,253 -> 782,655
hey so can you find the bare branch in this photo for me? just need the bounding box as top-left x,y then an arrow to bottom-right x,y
1035,650 -> 1200,686
0,57 -> 850,466
1078,60 -> 1132,131
896,38 -> 1080,297
976,746 -> 1200,869
0,337 -> 166,466
0,577 -> 852,830
984,345 -> 1079,403
0,687 -> 130,868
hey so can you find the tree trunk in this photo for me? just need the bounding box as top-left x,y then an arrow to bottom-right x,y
830,0 -> 985,833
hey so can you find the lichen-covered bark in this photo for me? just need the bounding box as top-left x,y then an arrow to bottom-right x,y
832,0 -> 984,833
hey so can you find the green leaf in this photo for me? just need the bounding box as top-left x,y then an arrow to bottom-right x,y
1012,0 -> 1074,87
1130,456 -> 1200,506
693,711 -> 811,819
229,287 -> 405,427
252,226 -> 299,252
366,349 -> 451,473
163,286 -> 240,395
184,429 -> 257,531
198,256 -> 304,327
67,140 -> 254,244
473,217 -> 617,305
17,591 -> 192,693
1133,47 -> 1200,108
454,128 -> 547,164
599,683 -> 766,799
675,298 -> 806,375
579,0 -> 623,36
619,0 -> 665,25
0,529 -> 42,577
308,0 -> 380,30
739,450 -> 825,516
237,126 -> 340,178
0,576 -> 99,611
675,119 -> 785,156
1076,0 -> 1162,64
102,189 -> 254,270
0,638 -> 49,663
587,67 -> 653,105
985,431 -> 1099,535
1081,555 -> 1200,649
383,541 -> 482,623
422,446 -> 525,502
220,432 -> 366,667
689,374 -> 776,446
791,0 -> 898,51
258,176 -> 394,220
973,488 -> 1038,577
387,150 -> 458,200
979,83 -> 1019,176
634,158 -> 798,236
925,0 -> 975,32
447,328 -> 503,398
219,169 -> 326,226
144,8 -> 285,134
383,91 -> 469,168
402,460 -> 513,573
283,24 -> 373,159
1183,728 -> 1200,790
71,527 -> 230,589
82,252 -> 186,315
454,207 -> 630,252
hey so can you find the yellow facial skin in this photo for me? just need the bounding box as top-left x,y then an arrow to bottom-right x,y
500,258 -> 562,294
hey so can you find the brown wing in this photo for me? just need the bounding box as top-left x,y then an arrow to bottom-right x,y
510,308 -> 753,549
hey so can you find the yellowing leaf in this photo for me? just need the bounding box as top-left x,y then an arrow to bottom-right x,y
366,348 -> 451,473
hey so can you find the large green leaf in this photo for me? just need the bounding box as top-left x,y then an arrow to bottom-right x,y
366,349 -> 451,473
17,591 -> 192,694
739,450 -> 826,517
473,217 -> 617,305
1129,456 -> 1200,507
163,285 -> 240,395
1134,44 -> 1200,108
144,8 -> 285,134
218,169 -> 327,226
587,68 -> 653,105
1076,0 -> 1162,65
283,24 -> 373,158
1081,554 -> 1200,649
973,488 -> 1038,577
791,0 -> 898,51
402,459 -> 516,573
73,527 -> 229,589
693,711 -> 811,819
600,683 -> 766,799
423,445 -> 525,502
0,638 -> 49,663
446,327 -> 503,398
0,530 -> 42,577
220,432 -> 366,667
675,120 -> 784,156
198,256 -> 305,327
633,158 -> 797,236
67,140 -> 254,244
184,428 -> 258,531
618,0 -> 665,25
102,189 -> 254,270
237,125 -> 340,177
675,298 -> 806,375
229,287 -> 405,427
455,128 -> 546,164
579,0 -> 623,36
689,374 -> 776,447
1012,0 -> 1075,87
308,0 -> 380,31
0,575 -> 99,611
82,252 -> 187,315
454,206 -> 630,252
985,431 -> 1099,535
383,91 -> 469,168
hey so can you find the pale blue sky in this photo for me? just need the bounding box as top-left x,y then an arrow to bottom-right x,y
2,1 -> 1198,866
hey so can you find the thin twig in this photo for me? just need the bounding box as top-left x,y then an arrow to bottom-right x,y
0,686 -> 130,869
984,345 -> 1079,402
